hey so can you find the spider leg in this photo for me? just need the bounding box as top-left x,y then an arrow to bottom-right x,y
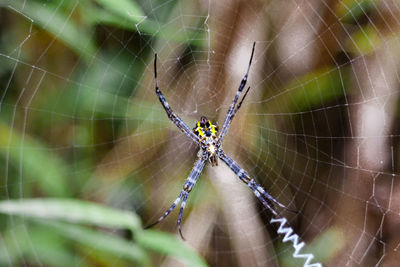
254,182 -> 298,213
219,86 -> 251,137
248,182 -> 277,216
154,54 -> 203,145
230,86 -> 250,122
144,192 -> 184,229
218,42 -> 255,145
218,150 -> 297,214
144,156 -> 206,237
177,192 -> 189,240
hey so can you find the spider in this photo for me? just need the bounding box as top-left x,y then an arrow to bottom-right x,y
146,42 -> 295,239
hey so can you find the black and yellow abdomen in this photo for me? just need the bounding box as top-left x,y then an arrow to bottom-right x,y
193,116 -> 218,140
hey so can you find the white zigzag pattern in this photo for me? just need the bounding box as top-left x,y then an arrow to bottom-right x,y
270,217 -> 322,267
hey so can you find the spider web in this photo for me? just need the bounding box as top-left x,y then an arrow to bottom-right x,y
1,0 -> 400,266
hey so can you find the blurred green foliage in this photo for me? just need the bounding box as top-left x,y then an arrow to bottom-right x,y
266,67 -> 349,113
0,0 -> 208,266
0,199 -> 207,266
336,0 -> 377,24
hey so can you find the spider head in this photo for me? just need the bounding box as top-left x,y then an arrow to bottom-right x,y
193,116 -> 218,139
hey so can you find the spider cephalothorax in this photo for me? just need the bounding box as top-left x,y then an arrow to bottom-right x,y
147,42 -> 296,239
193,116 -> 219,166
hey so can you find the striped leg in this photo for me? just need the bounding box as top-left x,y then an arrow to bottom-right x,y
154,54 -> 203,145
248,181 -> 277,216
230,86 -> 250,122
218,42 -> 255,145
255,182 -> 297,212
145,192 -> 184,229
219,86 -> 251,141
218,150 -> 296,214
177,192 -> 189,239
145,156 -> 206,237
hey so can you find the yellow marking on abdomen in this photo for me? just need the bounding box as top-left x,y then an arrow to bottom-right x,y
196,122 -> 204,137
211,124 -> 216,134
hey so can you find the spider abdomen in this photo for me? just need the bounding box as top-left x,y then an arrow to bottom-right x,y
193,116 -> 218,139
193,116 -> 219,166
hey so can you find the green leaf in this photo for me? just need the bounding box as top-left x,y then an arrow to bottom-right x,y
136,230 -> 208,267
94,0 -> 145,21
42,221 -> 149,265
0,224 -> 81,266
0,219 -> 148,266
47,83 -> 165,123
0,198 -> 141,231
268,67 -> 348,113
85,9 -> 204,46
347,25 -> 382,55
0,199 -> 207,266
308,227 -> 345,263
0,122 -> 70,196
336,0 -> 376,24
7,1 -> 96,61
